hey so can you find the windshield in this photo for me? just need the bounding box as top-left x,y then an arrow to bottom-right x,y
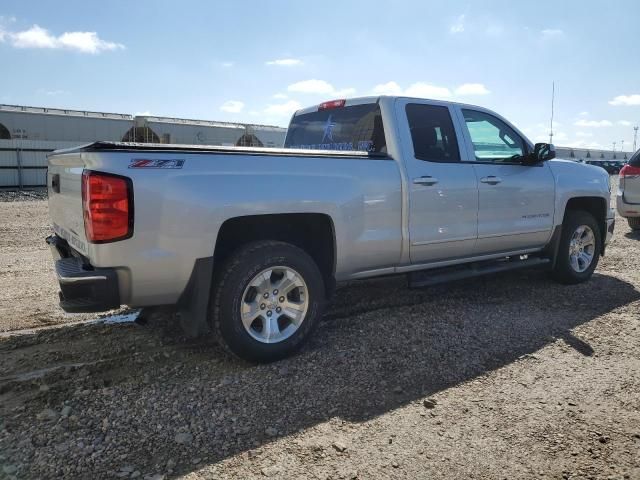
284,103 -> 387,153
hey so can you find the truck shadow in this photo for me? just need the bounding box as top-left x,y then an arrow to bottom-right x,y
1,270 -> 639,478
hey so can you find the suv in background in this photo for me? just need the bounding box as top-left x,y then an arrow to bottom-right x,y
617,151 -> 640,230
587,160 -> 624,175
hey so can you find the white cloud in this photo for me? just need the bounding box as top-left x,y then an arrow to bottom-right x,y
537,131 -> 568,143
287,79 -> 355,97
454,83 -> 490,96
609,94 -> 640,106
405,82 -> 452,99
563,140 -> 603,149
4,24 -> 124,53
541,29 -> 564,39
574,119 -> 613,128
220,61 -> 234,68
11,24 -> 56,48
266,58 -> 303,66
450,14 -> 465,34
371,81 -> 489,99
372,81 -> 403,95
57,31 -> 123,54
618,120 -> 632,126
575,131 -> 593,138
272,93 -> 288,99
220,100 -> 245,113
288,79 -> 335,94
553,132 -> 568,141
263,100 -> 302,116
334,87 -> 357,97
578,111 -> 589,116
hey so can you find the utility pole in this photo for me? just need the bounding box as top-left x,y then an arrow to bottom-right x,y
621,140 -> 625,153
634,126 -> 638,152
549,81 -> 555,145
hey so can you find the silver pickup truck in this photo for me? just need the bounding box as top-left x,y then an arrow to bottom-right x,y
46,96 -> 615,362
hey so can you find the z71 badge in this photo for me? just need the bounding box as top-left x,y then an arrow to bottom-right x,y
129,159 -> 185,169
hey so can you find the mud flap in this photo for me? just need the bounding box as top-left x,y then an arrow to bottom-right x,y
542,225 -> 562,269
177,257 -> 214,338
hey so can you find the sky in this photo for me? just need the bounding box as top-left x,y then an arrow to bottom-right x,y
1,0 -> 639,151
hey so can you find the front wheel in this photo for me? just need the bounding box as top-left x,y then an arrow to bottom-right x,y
210,241 -> 326,363
628,217 -> 640,231
551,210 -> 601,284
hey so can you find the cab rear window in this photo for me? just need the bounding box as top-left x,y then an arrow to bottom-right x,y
284,103 -> 387,153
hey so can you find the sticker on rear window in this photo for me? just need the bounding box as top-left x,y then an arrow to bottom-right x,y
129,159 -> 185,169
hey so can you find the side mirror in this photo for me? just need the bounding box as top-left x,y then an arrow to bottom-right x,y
534,142 -> 556,162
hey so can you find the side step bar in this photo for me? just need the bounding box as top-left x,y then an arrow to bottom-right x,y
408,256 -> 551,288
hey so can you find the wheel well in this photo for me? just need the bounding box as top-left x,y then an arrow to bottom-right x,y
564,197 -> 607,249
214,213 -> 336,295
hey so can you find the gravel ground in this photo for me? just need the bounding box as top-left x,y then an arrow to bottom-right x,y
0,188 -> 48,202
1,182 -> 639,479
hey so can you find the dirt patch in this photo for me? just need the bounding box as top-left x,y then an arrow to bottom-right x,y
0,198 -> 125,332
1,187 -> 639,479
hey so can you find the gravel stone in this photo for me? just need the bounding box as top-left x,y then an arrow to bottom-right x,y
332,441 -> 347,452
2,465 -> 18,475
261,465 -> 280,477
36,408 -> 59,421
174,432 -> 193,445
423,398 -> 437,409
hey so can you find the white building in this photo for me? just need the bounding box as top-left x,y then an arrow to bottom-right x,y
0,104 -> 287,188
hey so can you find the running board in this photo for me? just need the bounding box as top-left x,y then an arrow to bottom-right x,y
408,257 -> 551,289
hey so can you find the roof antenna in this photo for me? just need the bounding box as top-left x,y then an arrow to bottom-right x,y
549,81 -> 555,145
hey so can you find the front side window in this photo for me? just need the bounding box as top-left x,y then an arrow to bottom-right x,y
406,104 -> 460,162
462,109 -> 527,163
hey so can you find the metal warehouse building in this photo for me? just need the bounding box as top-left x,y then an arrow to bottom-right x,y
0,104 -> 286,188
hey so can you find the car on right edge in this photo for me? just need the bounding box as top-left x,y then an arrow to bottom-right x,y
617,151 -> 640,230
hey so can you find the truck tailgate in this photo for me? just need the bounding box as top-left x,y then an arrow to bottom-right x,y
622,175 -> 640,205
47,151 -> 89,256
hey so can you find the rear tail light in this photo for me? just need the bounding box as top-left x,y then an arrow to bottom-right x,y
318,99 -> 346,110
620,164 -> 640,177
81,171 -> 133,243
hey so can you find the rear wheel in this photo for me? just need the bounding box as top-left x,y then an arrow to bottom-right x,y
628,217 -> 640,230
551,210 -> 601,284
211,241 -> 326,363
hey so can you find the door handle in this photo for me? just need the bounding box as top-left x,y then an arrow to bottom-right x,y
480,176 -> 502,185
413,176 -> 439,186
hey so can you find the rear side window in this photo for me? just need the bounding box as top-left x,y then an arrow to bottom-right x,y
284,103 -> 386,153
406,104 -> 460,162
630,150 -> 640,167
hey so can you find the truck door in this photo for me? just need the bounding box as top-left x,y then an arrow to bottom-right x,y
454,106 -> 556,255
394,98 -> 479,264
